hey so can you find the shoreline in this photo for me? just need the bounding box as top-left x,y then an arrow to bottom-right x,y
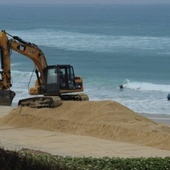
141,113 -> 170,125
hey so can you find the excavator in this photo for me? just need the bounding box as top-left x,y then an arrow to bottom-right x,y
0,30 -> 89,108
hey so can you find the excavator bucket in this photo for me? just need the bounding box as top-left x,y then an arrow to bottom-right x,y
0,89 -> 15,106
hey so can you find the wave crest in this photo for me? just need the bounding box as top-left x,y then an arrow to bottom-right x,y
8,29 -> 170,53
123,79 -> 170,92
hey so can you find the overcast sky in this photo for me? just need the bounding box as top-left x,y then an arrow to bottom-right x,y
1,0 -> 170,4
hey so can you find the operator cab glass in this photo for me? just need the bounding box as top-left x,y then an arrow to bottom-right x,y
47,68 -> 57,84
58,65 -> 76,89
45,67 -> 59,95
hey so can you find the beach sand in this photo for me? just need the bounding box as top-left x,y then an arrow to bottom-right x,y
0,100 -> 170,158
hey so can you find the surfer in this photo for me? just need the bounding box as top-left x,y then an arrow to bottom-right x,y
119,84 -> 124,89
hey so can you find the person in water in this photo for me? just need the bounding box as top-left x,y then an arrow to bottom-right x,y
119,84 -> 124,89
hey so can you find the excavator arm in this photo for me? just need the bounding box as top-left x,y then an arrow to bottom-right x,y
0,31 -> 11,89
0,31 -> 16,105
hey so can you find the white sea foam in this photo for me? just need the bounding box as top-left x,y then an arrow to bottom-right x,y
7,29 -> 170,53
123,79 -> 170,92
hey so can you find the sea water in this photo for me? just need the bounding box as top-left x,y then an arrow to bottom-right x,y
1,4 -> 170,115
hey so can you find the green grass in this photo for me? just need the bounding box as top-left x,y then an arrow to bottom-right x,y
0,147 -> 170,170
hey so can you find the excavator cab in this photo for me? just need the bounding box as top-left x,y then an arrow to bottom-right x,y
44,65 -> 84,98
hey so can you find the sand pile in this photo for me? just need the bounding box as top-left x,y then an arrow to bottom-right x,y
0,100 -> 170,150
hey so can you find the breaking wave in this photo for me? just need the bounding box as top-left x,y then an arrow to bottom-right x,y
123,79 -> 170,93
7,29 -> 170,53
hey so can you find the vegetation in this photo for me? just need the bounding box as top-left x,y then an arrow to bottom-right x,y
0,147 -> 170,170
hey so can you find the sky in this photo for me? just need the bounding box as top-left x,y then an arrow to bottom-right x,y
1,0 -> 170,4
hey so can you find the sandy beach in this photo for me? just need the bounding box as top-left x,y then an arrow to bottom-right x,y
0,101 -> 170,158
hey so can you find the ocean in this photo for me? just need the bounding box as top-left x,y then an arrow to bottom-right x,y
1,3 -> 170,115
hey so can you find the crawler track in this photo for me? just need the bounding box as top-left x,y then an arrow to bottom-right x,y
18,96 -> 62,108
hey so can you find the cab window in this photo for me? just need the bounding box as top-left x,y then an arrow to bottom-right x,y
47,68 -> 57,84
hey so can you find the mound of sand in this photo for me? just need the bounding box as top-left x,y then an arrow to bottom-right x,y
0,100 -> 170,150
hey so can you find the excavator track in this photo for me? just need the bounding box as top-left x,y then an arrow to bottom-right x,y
17,94 -> 88,108
18,96 -> 62,108
60,93 -> 89,101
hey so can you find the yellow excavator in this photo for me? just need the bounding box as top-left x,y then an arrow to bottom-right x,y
0,30 -> 89,108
